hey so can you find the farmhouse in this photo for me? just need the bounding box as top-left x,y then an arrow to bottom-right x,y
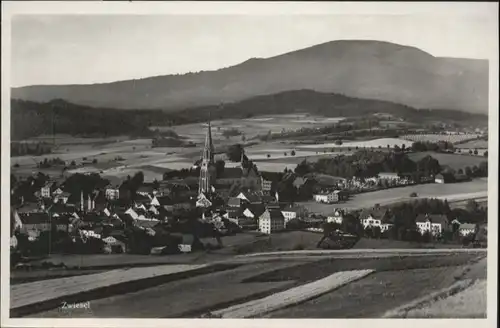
415,214 -> 449,236
313,190 -> 347,204
359,207 -> 394,232
281,205 -> 306,224
258,209 -> 285,234
459,223 -> 476,237
327,209 -> 345,224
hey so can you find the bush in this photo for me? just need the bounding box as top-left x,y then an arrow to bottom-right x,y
410,192 -> 418,197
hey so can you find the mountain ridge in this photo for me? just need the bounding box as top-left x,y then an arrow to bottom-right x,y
11,40 -> 488,114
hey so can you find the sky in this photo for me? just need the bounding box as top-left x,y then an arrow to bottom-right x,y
11,12 -> 498,87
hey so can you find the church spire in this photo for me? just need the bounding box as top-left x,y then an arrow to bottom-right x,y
202,111 -> 214,163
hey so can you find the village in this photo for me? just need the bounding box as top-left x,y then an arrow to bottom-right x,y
10,119 -> 487,259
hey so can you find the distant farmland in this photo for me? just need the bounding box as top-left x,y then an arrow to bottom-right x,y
402,133 -> 482,144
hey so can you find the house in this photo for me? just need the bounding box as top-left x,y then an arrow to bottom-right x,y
16,202 -> 41,214
196,192 -> 213,208
47,203 -> 76,217
102,236 -> 127,254
226,208 -> 258,230
415,214 -> 449,236
227,197 -> 243,208
41,181 -> 58,198
105,185 -> 120,200
19,212 -> 51,233
281,205 -> 306,224
313,190 -> 347,204
260,176 -> 273,194
52,187 -> 64,197
54,191 -> 71,204
151,195 -> 174,211
327,209 -> 345,224
236,191 -> 263,205
378,172 -> 400,181
359,207 -> 394,232
136,184 -> 155,198
459,223 -> 476,237
258,209 -> 285,234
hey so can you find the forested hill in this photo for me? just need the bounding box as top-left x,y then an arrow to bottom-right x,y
11,89 -> 488,140
10,99 -> 189,140
178,90 -> 488,124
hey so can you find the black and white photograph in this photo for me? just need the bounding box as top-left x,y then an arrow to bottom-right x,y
1,1 -> 498,327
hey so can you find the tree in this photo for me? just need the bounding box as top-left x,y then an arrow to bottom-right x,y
222,127 -> 242,139
469,149 -> 473,155
241,135 -> 246,142
466,200 -> 479,213
457,168 -> 464,175
92,159 -> 98,164
484,151 -> 488,157
291,150 -> 296,156
226,144 -> 244,162
295,159 -> 311,176
474,149 -> 478,155
335,139 -> 343,146
465,166 -> 473,177
284,152 -> 287,156
267,154 -> 271,158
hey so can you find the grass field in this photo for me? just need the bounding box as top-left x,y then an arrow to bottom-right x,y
298,178 -> 487,214
409,152 -> 487,170
455,139 -> 488,149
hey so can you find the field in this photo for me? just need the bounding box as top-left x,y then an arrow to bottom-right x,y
402,133 -> 482,144
298,178 -> 487,214
155,114 -> 346,144
10,114 -> 490,179
409,152 -> 487,170
296,138 -> 413,150
455,139 -> 488,149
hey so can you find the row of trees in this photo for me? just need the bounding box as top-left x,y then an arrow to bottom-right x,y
11,142 -> 53,157
295,150 -> 438,180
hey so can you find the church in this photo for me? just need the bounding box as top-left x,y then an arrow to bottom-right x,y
197,118 -> 261,198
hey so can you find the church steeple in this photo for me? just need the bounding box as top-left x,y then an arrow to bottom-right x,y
199,110 -> 215,195
203,112 -> 214,163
